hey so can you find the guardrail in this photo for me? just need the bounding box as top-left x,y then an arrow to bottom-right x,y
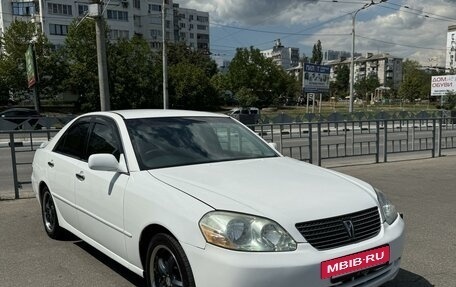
1,116 -> 455,199
250,117 -> 456,166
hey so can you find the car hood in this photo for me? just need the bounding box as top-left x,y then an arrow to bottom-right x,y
148,157 -> 379,241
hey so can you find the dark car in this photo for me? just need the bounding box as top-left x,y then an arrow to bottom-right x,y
0,108 -> 42,129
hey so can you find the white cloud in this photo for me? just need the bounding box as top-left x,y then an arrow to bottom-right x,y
178,0 -> 455,65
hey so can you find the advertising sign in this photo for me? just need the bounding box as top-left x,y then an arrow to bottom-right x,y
303,63 -> 331,93
431,75 -> 456,96
25,45 -> 36,88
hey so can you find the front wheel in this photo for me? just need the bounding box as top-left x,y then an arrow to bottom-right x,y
41,187 -> 64,239
145,233 -> 195,287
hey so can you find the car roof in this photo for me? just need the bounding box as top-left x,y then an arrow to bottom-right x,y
108,109 -> 229,120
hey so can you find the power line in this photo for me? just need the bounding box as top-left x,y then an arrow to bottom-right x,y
210,23 -> 349,37
379,3 -> 456,23
356,34 -> 446,51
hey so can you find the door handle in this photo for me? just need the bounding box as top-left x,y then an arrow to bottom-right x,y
48,161 -> 54,168
75,172 -> 85,181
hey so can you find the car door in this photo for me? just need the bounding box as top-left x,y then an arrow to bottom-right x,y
74,116 -> 129,258
49,117 -> 91,230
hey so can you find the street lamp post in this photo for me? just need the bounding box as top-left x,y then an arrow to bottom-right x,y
162,0 -> 169,110
349,0 -> 387,113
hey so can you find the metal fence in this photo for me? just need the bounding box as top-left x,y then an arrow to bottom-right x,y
1,115 -> 455,199
249,117 -> 456,166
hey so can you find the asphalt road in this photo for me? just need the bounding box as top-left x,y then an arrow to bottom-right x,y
1,156 -> 455,286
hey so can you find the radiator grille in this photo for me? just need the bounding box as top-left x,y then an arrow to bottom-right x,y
295,207 -> 381,250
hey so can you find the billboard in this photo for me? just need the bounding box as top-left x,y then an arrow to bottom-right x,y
303,63 -> 330,93
431,75 -> 456,96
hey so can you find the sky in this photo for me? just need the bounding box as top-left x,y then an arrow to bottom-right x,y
178,0 -> 456,66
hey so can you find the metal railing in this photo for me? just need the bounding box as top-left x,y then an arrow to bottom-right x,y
250,117 -> 456,166
1,116 -> 455,200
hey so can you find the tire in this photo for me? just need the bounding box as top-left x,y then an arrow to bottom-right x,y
145,233 -> 195,287
41,187 -> 65,239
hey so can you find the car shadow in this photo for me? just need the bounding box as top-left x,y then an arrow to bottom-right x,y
74,241 -> 145,287
382,268 -> 434,287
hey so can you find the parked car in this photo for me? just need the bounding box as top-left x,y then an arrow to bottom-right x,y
0,107 -> 42,129
32,110 -> 404,287
229,107 -> 260,124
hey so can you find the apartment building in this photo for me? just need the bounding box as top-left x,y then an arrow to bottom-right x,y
260,39 -> 300,69
0,0 -> 210,52
327,53 -> 403,89
446,25 -> 456,73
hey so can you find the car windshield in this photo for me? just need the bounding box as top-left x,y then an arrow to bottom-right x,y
125,117 -> 278,170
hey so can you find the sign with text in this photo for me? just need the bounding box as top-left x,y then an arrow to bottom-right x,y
25,45 -> 36,88
431,75 -> 456,96
303,63 -> 330,93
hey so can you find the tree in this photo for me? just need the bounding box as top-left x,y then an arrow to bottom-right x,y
158,42 -> 220,109
169,62 -> 220,110
331,64 -> 350,99
108,36 -> 158,109
0,20 -> 64,102
227,47 -> 299,107
311,40 -> 323,65
398,59 -> 431,102
63,19 -> 100,111
443,92 -> 456,110
354,75 -> 380,102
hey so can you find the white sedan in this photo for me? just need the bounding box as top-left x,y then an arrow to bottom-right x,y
32,110 -> 405,287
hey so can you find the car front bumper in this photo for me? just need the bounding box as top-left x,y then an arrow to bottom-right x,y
182,217 -> 405,287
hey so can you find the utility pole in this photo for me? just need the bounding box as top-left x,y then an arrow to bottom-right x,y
89,1 -> 110,111
349,0 -> 388,113
162,0 -> 169,109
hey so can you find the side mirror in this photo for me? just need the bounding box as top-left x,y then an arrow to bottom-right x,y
88,153 -> 128,173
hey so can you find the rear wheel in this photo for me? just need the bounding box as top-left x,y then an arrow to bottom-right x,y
41,187 -> 64,239
145,233 -> 195,287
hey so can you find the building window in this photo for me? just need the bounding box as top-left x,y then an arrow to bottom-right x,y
166,20 -> 171,29
150,41 -> 162,49
78,4 -> 88,16
189,15 -> 194,21
179,13 -> 185,19
197,25 -> 207,30
133,0 -> 141,9
134,15 -> 141,26
109,29 -> 130,40
180,32 -> 186,40
150,29 -> 162,39
180,23 -> 186,28
12,2 -> 36,16
149,4 -> 161,12
107,10 -> 129,21
197,16 -> 208,23
48,3 -> 73,16
189,24 -> 194,30
189,33 -> 194,39
49,24 -> 69,36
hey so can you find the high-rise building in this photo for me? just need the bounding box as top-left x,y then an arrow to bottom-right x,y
260,39 -> 300,69
327,52 -> 403,89
446,25 -> 456,73
0,0 -> 209,52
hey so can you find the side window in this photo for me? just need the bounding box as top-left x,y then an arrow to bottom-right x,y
54,121 -> 91,159
86,122 -> 121,161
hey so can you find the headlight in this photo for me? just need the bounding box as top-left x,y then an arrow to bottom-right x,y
199,211 -> 297,252
375,188 -> 398,225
